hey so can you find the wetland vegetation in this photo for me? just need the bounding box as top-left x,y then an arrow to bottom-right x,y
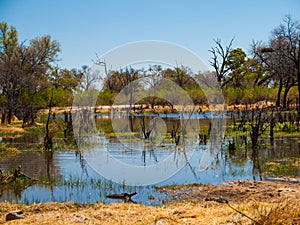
0,15 -> 300,224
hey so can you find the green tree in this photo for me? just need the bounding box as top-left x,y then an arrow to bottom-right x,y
224,48 -> 246,87
0,22 -> 19,124
162,66 -> 194,89
221,48 -> 271,105
253,16 -> 300,109
0,22 -> 60,124
49,67 -> 82,106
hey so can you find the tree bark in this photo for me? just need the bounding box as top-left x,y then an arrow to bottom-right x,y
283,83 -> 294,109
297,71 -> 300,115
7,107 -> 12,124
276,78 -> 283,107
1,112 -> 7,125
44,89 -> 54,150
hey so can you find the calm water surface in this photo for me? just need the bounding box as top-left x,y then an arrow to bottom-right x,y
0,114 -> 299,205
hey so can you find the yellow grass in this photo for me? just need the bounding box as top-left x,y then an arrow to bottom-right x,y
0,126 -> 24,134
0,199 -> 299,225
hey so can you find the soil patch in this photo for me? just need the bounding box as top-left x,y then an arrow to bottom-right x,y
156,180 -> 300,204
0,180 -> 299,224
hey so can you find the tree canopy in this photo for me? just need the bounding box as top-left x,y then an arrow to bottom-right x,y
0,15 -> 300,125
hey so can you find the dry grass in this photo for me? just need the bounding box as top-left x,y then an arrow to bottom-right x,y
0,126 -> 24,135
251,199 -> 300,225
1,177 -> 298,224
0,199 -> 299,225
0,144 -> 19,158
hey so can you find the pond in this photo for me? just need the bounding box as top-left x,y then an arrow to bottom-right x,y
0,113 -> 299,205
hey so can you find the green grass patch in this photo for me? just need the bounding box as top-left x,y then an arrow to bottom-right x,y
262,157 -> 300,177
0,143 -> 20,157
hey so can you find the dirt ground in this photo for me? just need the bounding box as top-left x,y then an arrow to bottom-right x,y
156,179 -> 300,204
0,180 -> 299,225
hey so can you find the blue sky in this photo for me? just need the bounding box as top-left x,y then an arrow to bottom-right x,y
1,0 -> 299,70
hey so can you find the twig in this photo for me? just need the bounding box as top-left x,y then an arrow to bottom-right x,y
227,202 -> 261,225
205,197 -> 261,224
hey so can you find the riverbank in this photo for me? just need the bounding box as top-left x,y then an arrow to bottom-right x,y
37,101 -> 280,115
0,180 -> 299,224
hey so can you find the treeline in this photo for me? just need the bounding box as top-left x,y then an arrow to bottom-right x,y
100,16 -> 300,109
96,65 -> 208,108
0,15 -> 300,126
0,21 -> 83,126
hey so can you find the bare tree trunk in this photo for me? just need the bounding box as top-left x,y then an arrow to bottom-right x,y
44,89 -> 53,150
283,88 -> 289,109
140,115 -> 150,139
276,78 -> 283,107
270,117 -> 276,144
1,111 -> 7,125
7,107 -> 13,124
63,110 -> 73,139
283,82 -> 294,109
297,71 -> 300,115
6,93 -> 18,124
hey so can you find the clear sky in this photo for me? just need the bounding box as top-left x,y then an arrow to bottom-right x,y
1,0 -> 299,70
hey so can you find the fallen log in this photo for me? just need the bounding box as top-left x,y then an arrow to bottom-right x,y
106,192 -> 137,203
107,192 -> 137,199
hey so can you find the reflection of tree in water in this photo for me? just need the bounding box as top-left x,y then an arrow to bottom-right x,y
0,186 -> 23,201
0,151 -> 61,180
142,146 -> 157,167
75,149 -> 88,176
0,150 -> 61,202
181,146 -> 198,180
252,148 -> 262,181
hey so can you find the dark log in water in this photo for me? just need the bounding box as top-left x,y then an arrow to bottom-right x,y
106,192 -> 137,199
106,192 -> 137,203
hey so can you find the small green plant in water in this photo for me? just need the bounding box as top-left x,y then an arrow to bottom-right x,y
263,157 -> 300,177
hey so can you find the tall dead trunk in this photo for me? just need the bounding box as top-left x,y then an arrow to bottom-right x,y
63,110 -> 73,139
297,70 -> 300,115
7,107 -> 13,124
6,91 -> 18,124
44,88 -> 54,150
270,117 -> 276,144
1,111 -> 7,125
283,80 -> 295,109
276,78 -> 283,107
283,88 -> 290,109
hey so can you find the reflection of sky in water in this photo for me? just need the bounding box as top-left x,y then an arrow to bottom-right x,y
62,135 -> 257,187
84,143 -> 195,186
2,129 -> 299,205
5,139 -> 254,205
13,152 -> 167,205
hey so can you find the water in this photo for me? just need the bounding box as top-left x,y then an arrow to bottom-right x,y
0,114 -> 299,205
0,150 -> 167,205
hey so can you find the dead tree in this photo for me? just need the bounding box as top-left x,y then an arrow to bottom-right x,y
209,38 -> 234,87
64,110 -> 73,139
44,88 -> 54,150
249,109 -> 270,149
140,114 -> 151,139
171,120 -> 181,145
